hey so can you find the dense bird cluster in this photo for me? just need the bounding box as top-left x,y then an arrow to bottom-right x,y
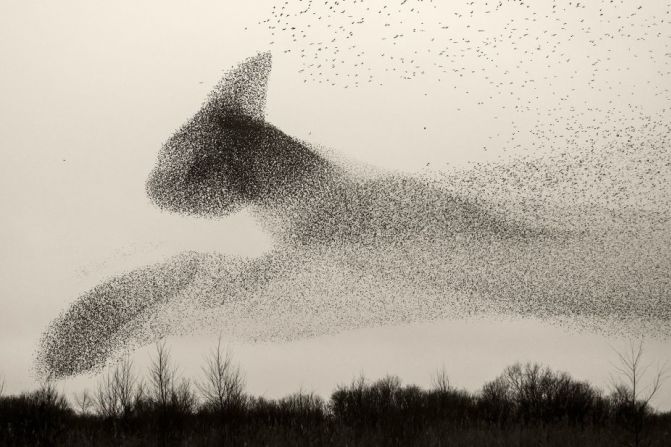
146,53 -> 334,217
37,49 -> 670,378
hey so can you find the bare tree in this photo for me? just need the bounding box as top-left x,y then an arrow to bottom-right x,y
33,377 -> 70,412
94,357 -> 140,418
134,380 -> 146,407
149,341 -> 177,408
610,339 -> 669,407
610,339 -> 670,447
95,368 -> 118,417
114,357 -> 139,416
431,365 -> 451,393
172,378 -> 197,414
197,336 -> 246,412
74,390 -> 94,415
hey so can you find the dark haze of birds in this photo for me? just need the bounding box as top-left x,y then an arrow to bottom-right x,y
37,1 -> 671,379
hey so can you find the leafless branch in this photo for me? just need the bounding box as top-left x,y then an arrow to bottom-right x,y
74,390 -> 93,415
94,357 -> 139,417
197,335 -> 246,411
149,341 -> 177,408
431,365 -> 451,392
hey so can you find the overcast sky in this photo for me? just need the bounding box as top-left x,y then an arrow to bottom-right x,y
1,1 -> 669,409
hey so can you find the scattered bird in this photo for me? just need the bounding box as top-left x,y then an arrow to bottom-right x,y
256,0 -> 670,157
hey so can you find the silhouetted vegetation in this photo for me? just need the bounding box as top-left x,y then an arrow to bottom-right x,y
1,342 -> 669,446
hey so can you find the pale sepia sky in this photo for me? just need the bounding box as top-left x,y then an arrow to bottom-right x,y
1,1 -> 669,409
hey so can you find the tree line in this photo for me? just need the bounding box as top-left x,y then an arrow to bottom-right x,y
0,339 -> 668,446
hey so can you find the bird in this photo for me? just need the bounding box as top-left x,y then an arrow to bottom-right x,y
37,50 -> 671,378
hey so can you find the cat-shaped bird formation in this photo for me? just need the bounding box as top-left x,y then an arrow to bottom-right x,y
37,53 -> 671,378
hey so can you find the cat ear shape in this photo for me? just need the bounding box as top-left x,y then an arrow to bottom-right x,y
205,51 -> 272,121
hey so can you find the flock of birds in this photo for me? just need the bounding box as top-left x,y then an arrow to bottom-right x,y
260,0 -> 670,153
261,0 -> 668,87
37,2 -> 671,377
258,0 -> 671,238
